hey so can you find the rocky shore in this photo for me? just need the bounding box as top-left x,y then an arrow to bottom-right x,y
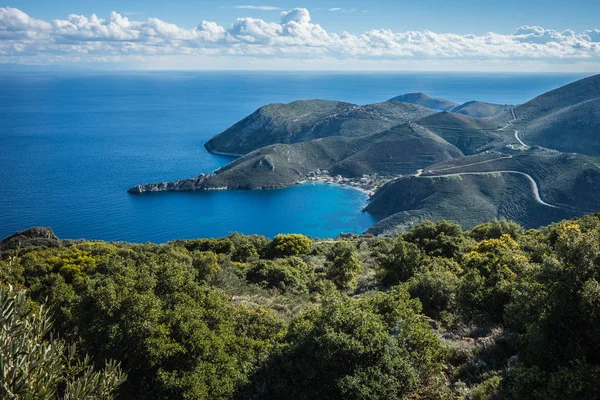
127,174 -> 219,194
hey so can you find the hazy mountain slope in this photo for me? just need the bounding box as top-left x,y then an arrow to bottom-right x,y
514,74 -> 600,155
205,100 -> 434,155
414,112 -> 507,154
451,101 -> 511,118
389,93 -> 459,111
365,173 -> 581,235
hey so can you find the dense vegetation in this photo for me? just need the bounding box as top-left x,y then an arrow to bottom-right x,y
2,214 -> 600,399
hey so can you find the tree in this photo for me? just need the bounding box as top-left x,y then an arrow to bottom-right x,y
380,239 -> 426,285
268,234 -> 312,258
403,220 -> 472,259
239,289 -> 448,400
0,286 -> 126,399
325,242 -> 363,290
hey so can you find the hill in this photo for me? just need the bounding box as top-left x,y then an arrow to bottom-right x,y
414,112 -> 507,154
205,100 -> 434,155
131,123 -> 464,192
514,74 -> 600,155
389,92 -> 459,111
451,101 -> 511,118
365,148 -> 600,234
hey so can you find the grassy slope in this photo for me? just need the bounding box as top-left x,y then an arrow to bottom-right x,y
514,74 -> 600,155
451,101 -> 512,118
366,173 -> 580,235
414,112 -> 508,154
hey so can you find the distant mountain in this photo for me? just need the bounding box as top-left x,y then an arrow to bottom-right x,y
205,100 -> 434,155
451,101 -> 511,118
514,74 -> 600,155
389,93 -> 459,111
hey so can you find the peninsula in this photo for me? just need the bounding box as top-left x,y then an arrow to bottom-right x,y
129,74 -> 600,234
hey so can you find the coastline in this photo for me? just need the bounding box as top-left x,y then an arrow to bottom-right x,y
302,177 -> 375,198
204,143 -> 244,157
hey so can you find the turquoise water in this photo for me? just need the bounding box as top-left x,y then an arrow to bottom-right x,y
0,71 -> 590,242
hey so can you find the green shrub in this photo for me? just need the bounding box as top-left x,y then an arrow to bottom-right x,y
325,242 -> 363,290
268,234 -> 312,258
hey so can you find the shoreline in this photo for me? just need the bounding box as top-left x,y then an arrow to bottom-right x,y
302,177 -> 375,198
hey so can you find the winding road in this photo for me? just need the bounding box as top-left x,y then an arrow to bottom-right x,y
409,109 -> 570,210
502,107 -> 528,148
420,170 -> 561,209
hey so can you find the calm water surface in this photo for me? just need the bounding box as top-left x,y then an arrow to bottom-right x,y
0,71 -> 590,242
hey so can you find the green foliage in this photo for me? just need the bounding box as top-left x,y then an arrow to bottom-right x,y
192,250 -> 220,281
467,373 -> 502,400
457,235 -> 530,324
325,242 -> 363,290
3,214 -> 600,399
0,286 -> 126,399
407,257 -> 461,319
239,288 -> 448,399
268,234 -> 312,258
380,238 -> 426,285
403,220 -> 472,258
471,219 -> 524,241
246,257 -> 311,293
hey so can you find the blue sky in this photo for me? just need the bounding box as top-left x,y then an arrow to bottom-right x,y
1,1 -> 600,71
8,0 -> 600,35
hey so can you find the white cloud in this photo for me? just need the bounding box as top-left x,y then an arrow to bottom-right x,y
0,6 -> 599,70
329,8 -> 341,12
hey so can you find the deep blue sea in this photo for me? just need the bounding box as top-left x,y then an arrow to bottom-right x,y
0,71 -> 591,242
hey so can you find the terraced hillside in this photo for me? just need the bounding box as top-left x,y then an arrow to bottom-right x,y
130,74 -> 600,235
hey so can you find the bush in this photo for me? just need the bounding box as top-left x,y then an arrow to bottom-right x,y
268,234 -> 312,258
246,258 -> 310,293
380,239 -> 426,285
403,220 -> 472,259
239,289 -> 447,400
325,242 -> 363,290
407,258 -> 460,319
471,219 -> 524,241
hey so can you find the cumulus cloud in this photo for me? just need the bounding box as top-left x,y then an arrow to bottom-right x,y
0,6 -> 599,67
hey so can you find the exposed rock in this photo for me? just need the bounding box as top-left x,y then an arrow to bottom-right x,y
0,227 -> 59,251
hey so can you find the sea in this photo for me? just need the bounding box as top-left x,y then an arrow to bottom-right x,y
0,70 -> 591,243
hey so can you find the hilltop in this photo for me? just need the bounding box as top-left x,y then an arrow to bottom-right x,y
451,101 -> 512,118
389,92 -> 459,111
205,100 -> 434,155
130,74 -> 600,234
